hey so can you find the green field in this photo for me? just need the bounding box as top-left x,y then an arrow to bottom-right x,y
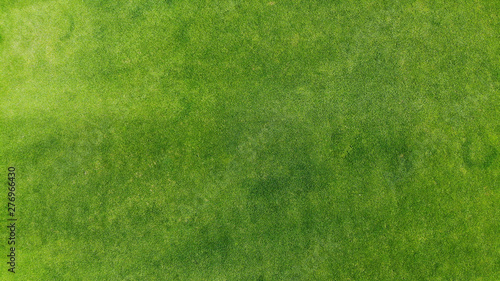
1,0 -> 499,280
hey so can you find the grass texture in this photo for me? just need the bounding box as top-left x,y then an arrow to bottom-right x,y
0,0 -> 499,280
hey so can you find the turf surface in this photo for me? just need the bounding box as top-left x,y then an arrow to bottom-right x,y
1,0 -> 499,280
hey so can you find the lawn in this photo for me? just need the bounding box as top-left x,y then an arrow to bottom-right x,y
0,0 -> 499,280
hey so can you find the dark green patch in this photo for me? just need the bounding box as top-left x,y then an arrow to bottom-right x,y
462,132 -> 498,168
249,177 -> 288,198
59,14 -> 74,41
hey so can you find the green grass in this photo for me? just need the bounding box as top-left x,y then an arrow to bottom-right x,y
1,0 -> 499,280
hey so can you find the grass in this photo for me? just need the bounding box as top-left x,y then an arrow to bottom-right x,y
1,0 -> 499,280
